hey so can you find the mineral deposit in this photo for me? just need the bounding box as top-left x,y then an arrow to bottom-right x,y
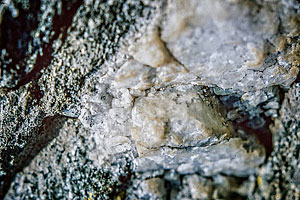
0,0 -> 299,199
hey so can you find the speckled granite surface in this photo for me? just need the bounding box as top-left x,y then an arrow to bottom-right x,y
0,0 -> 299,199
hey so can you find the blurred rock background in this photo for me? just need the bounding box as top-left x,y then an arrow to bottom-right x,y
0,0 -> 299,199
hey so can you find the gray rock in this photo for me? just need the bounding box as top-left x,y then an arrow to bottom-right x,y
0,0 -> 299,199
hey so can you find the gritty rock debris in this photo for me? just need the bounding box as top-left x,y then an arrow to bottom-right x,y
0,0 -> 299,199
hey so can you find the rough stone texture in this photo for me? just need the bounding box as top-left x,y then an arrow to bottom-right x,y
161,0 -> 299,92
0,0 -> 299,199
0,0 -> 157,198
252,83 -> 300,200
5,118 -> 133,199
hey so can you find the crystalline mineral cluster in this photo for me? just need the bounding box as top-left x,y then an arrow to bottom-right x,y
0,0 -> 299,199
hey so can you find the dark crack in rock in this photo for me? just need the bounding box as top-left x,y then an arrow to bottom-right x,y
0,0 -> 299,199
0,0 -> 157,198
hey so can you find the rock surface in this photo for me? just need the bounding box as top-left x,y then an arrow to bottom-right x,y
0,0 -> 299,199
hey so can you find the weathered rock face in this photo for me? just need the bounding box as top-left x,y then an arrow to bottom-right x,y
255,83 -> 300,200
161,0 -> 299,92
0,0 -> 299,199
0,0 -> 157,198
